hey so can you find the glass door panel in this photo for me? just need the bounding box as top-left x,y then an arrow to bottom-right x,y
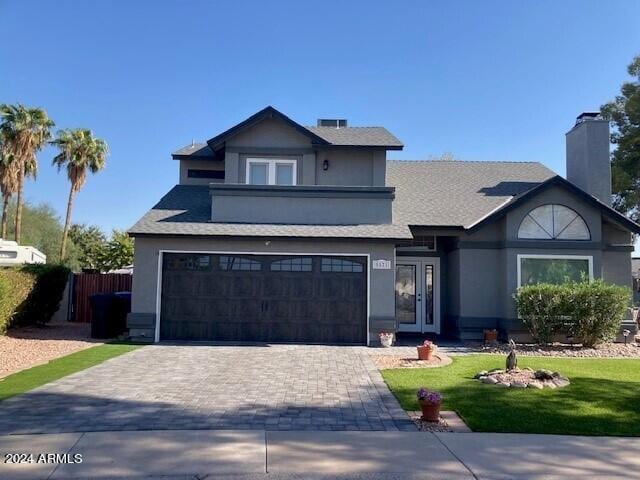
425,264 -> 434,325
396,259 -> 440,334
395,264 -> 421,331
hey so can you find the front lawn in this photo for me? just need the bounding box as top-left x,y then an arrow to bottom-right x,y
382,355 -> 640,436
0,343 -> 140,401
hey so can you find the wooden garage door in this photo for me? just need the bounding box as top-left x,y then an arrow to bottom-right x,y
160,253 -> 367,344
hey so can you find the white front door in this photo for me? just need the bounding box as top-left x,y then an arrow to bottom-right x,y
395,258 -> 440,334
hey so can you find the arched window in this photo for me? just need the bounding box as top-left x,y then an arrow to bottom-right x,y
518,204 -> 590,240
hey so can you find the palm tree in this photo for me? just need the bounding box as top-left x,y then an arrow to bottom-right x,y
0,133 -> 19,239
0,104 -> 54,243
51,129 -> 108,260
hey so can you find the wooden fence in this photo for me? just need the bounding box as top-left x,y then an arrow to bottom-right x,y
72,273 -> 132,323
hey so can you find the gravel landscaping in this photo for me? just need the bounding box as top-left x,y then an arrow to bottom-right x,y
370,352 -> 452,369
408,411 -> 452,432
476,342 -> 640,358
0,322 -> 100,378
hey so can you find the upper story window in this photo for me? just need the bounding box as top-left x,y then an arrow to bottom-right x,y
517,204 -> 590,240
246,158 -> 296,186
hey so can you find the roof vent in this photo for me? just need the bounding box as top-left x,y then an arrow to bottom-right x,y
317,119 -> 348,128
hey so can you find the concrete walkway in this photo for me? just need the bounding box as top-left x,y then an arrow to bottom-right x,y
2,430 -> 639,479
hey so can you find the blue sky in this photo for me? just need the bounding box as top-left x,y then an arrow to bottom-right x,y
1,0 -> 639,236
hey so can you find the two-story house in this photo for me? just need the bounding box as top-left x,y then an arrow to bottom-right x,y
128,106 -> 640,345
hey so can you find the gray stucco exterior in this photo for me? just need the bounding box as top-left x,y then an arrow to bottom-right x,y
440,184 -> 634,340
129,107 -> 639,345
210,185 -> 394,225
130,235 -> 397,344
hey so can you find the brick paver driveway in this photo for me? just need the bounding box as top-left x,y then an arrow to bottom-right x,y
0,344 -> 415,434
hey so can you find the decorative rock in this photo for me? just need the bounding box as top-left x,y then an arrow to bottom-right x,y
474,367 -> 569,390
481,376 -> 499,384
535,369 -> 555,380
552,378 -> 570,388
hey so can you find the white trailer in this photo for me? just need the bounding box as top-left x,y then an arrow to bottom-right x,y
0,239 -> 46,266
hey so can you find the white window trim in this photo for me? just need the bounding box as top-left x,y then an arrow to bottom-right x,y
246,158 -> 297,185
516,254 -> 594,287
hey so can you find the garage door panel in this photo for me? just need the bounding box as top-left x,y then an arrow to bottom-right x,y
161,253 -> 367,344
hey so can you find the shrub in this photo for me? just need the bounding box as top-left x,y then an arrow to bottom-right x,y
0,269 -> 37,334
514,283 -> 570,344
0,264 -> 70,334
515,280 -> 631,347
569,281 -> 631,348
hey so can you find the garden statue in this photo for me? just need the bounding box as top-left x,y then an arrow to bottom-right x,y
506,339 -> 517,371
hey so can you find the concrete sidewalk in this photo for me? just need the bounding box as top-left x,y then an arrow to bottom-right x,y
1,430 -> 639,480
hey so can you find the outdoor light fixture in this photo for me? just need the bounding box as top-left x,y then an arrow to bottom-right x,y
323,159 -> 329,171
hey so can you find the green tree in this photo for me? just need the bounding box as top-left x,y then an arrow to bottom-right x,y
0,199 -> 80,269
69,224 -> 107,270
0,104 -> 54,243
51,129 -> 108,260
97,230 -> 133,272
601,54 -> 640,221
0,132 -> 18,239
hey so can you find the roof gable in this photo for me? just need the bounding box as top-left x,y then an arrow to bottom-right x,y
467,175 -> 640,234
206,106 -> 329,150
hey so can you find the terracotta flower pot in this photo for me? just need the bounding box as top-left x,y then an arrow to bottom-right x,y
419,399 -> 442,422
417,345 -> 434,360
484,329 -> 498,343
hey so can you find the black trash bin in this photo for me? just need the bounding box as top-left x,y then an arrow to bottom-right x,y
89,292 -> 131,339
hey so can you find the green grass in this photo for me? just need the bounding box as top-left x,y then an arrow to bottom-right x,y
382,355 -> 640,436
0,343 -> 141,402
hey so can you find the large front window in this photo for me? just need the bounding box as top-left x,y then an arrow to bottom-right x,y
246,158 -> 296,185
517,254 -> 593,286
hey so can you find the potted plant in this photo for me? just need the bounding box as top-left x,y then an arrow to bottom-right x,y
378,331 -> 394,348
484,329 -> 498,343
416,340 -> 437,360
417,388 -> 443,422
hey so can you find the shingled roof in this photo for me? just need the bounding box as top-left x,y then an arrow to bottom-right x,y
386,160 -> 556,228
172,143 -> 214,159
306,126 -> 403,149
172,106 -> 404,158
129,160 -> 564,238
128,184 -> 413,239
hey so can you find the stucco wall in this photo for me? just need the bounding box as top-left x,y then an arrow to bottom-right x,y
566,119 -> 612,205
226,117 -> 313,149
446,184 -> 633,339
314,148 -> 386,187
211,194 -> 393,225
215,117 -> 386,187
130,235 -> 397,344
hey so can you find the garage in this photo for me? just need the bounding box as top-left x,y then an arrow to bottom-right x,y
159,252 -> 368,344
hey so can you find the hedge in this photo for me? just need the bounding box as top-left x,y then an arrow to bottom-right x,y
514,280 -> 631,347
0,265 -> 71,334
